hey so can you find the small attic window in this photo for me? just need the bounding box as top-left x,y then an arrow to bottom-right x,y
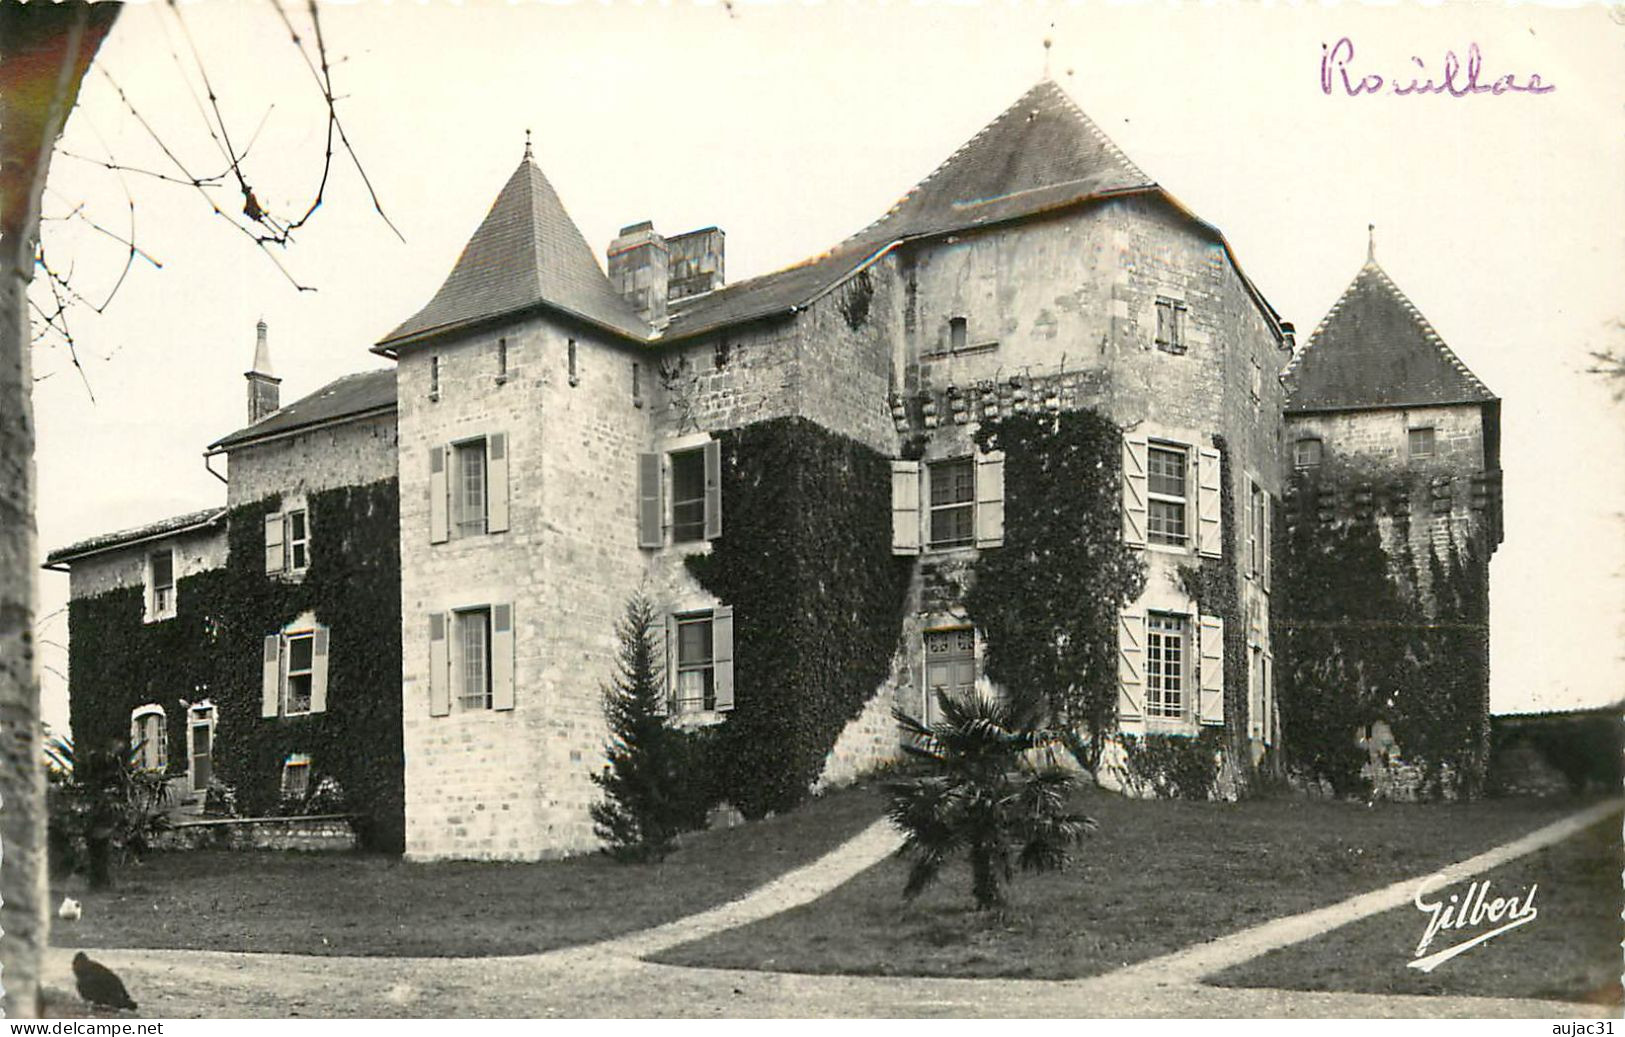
429,356 -> 441,401
949,317 -> 967,353
1294,438 -> 1323,469
1408,427 -> 1435,459
496,338 -> 508,384
568,339 -> 579,387
632,362 -> 642,407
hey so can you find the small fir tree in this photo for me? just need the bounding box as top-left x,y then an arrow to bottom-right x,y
590,594 -> 696,862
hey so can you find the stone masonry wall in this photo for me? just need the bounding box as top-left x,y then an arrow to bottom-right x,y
66,526 -> 226,601
226,409 -> 398,509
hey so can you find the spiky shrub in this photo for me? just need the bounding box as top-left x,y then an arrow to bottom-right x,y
886,688 -> 1098,911
590,594 -> 704,862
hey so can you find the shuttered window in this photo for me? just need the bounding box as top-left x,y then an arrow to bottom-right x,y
287,510 -> 309,572
928,459 -> 975,548
285,633 -> 315,714
667,606 -> 735,715
671,449 -> 707,543
456,440 -> 488,537
1154,298 -> 1187,354
1145,613 -> 1187,719
1146,446 -> 1188,546
457,608 -> 491,711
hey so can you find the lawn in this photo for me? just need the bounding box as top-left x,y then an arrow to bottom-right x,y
651,789 -> 1610,981
1209,814 -> 1623,1006
51,783 -> 887,958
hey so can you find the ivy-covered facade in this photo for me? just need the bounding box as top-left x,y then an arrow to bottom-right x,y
49,79 -> 1502,861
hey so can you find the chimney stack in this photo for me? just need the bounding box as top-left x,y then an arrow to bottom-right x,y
246,319 -> 281,423
607,222 -> 670,327
666,227 -> 725,301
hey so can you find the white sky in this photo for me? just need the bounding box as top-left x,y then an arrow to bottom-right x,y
31,1 -> 1625,734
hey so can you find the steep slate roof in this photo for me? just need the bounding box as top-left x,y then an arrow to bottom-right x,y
45,508 -> 225,568
1284,259 -> 1497,413
665,79 -> 1158,341
377,157 -> 648,350
209,368 -> 397,451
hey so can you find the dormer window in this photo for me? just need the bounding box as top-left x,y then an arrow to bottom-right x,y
146,549 -> 176,622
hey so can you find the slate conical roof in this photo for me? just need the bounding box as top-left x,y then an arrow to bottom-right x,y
664,79 -> 1160,341
1284,258 -> 1496,413
378,155 -> 647,350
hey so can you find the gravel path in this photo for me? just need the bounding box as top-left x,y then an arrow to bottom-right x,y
42,801 -> 1621,1019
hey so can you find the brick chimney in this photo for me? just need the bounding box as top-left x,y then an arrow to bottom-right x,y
607,221 -> 669,327
246,319 -> 281,423
667,227 -> 725,302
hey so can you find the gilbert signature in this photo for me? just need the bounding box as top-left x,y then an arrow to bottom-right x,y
1321,37 -> 1555,97
1409,873 -> 1539,972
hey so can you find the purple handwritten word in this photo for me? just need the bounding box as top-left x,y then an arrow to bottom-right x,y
1321,37 -> 1554,97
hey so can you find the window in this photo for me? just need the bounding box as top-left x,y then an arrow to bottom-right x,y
670,448 -> 707,542
1294,437 -> 1323,469
948,317 -> 967,352
632,362 -> 642,406
429,355 -> 441,399
1408,426 -> 1435,459
457,608 -> 492,711
1146,445 -> 1188,546
455,439 -> 488,537
130,705 -> 166,772
266,504 -> 311,575
148,549 -> 176,620
1155,297 -> 1187,354
668,606 -> 734,716
281,754 -> 311,799
285,632 -> 315,714
286,509 -> 309,572
674,613 -> 715,713
928,458 -> 975,548
1250,355 -> 1263,406
188,702 -> 215,792
568,338 -> 579,386
923,628 -> 976,724
496,338 -> 508,383
1145,613 -> 1187,719
1248,482 -> 1266,577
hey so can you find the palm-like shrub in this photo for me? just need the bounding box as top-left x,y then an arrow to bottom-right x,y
887,687 -> 1097,910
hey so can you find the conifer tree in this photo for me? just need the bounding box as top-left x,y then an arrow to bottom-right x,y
590,594 -> 695,861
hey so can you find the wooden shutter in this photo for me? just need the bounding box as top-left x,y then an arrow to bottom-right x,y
660,612 -> 675,716
637,452 -> 662,548
310,627 -> 330,713
428,613 -> 450,717
491,603 -> 515,711
712,605 -> 735,711
1199,614 -> 1225,725
1122,435 -> 1148,548
261,635 -> 281,718
974,450 -> 1005,549
1261,648 -> 1273,744
429,446 -> 449,544
487,433 -> 510,534
891,459 -> 921,555
1198,446 -> 1222,558
703,438 -> 723,541
264,512 -> 285,573
1261,494 -> 1271,591
1245,486 -> 1256,578
157,717 -> 169,771
1117,610 -> 1144,722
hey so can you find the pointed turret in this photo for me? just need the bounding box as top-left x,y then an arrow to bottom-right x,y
377,144 -> 648,352
246,319 -> 281,424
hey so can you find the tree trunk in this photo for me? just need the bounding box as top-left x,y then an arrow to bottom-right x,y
0,1 -> 120,1015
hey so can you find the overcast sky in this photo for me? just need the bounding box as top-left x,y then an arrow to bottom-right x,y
30,1 -> 1624,734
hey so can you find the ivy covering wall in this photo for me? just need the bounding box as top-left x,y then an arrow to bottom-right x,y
1273,472 -> 1490,796
69,479 -> 405,851
684,416 -> 912,819
962,410 -> 1146,769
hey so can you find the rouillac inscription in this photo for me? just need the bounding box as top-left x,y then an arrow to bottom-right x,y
1321,37 -> 1555,97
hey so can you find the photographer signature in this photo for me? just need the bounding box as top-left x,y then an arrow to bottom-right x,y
1410,873 -> 1539,972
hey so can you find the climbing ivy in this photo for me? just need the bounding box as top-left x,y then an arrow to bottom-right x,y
68,479 -> 405,851
963,410 -> 1146,771
684,416 -> 912,819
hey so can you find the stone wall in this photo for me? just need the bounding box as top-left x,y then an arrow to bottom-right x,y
226,410 -> 398,509
66,525 -> 226,601
155,814 -> 357,852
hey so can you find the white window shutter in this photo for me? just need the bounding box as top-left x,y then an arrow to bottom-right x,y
891,459 -> 921,555
1245,486 -> 1256,578
1261,648 -> 1273,744
1198,446 -> 1222,559
491,603 -> 515,711
1199,614 -> 1225,725
661,612 -> 676,716
975,450 -> 1005,549
637,453 -> 662,548
428,613 -> 450,717
487,433 -> 510,534
1261,494 -> 1271,591
157,718 -> 168,771
261,635 -> 281,718
310,627 -> 330,713
1122,435 -> 1148,549
703,438 -> 723,541
713,605 -> 735,711
1117,610 -> 1144,722
429,446 -> 449,544
264,512 -> 285,573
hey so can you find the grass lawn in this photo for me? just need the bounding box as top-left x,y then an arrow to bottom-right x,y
651,789 -> 1610,981
50,783 -> 886,958
1209,814 -> 1623,1006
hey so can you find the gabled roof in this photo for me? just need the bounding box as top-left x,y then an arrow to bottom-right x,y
665,79 -> 1157,341
45,508 -> 225,569
1284,258 -> 1497,413
209,368 -> 397,452
376,157 -> 648,351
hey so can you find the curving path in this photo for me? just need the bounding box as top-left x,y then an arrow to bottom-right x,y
42,800 -> 1622,1019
